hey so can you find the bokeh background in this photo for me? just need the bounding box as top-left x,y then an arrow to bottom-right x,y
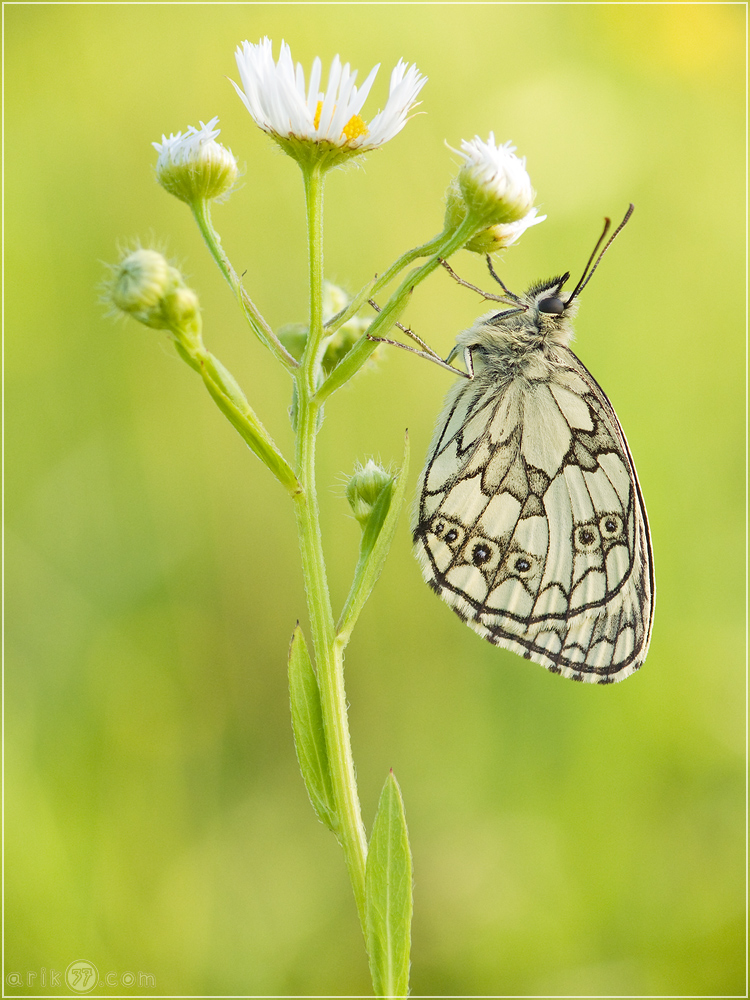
5,5 -> 745,997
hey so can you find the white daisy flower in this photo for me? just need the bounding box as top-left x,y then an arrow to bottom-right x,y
153,117 -> 238,203
232,38 -> 426,168
456,133 -> 537,227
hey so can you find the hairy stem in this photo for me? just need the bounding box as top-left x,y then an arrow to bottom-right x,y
314,215 -> 480,404
293,163 -> 368,930
191,199 -> 298,371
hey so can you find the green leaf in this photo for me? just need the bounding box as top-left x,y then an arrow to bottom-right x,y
196,351 -> 301,496
336,432 -> 410,646
366,771 -> 413,999
287,625 -> 337,832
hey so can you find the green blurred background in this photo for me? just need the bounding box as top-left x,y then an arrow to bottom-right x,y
5,5 -> 745,997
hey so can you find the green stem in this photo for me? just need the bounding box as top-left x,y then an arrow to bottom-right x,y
323,232 -> 446,337
315,215 -> 479,404
293,163 -> 368,930
300,166 -> 326,391
191,199 -> 298,372
172,337 -> 300,496
371,229 -> 449,294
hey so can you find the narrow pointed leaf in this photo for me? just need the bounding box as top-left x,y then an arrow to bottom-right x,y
366,771 -> 413,999
173,338 -> 300,494
287,625 -> 337,832
202,351 -> 300,493
337,432 -> 410,645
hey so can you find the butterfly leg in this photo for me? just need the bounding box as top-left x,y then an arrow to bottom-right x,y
483,256 -> 523,301
439,258 -> 518,304
366,299 -> 471,378
366,333 -> 472,378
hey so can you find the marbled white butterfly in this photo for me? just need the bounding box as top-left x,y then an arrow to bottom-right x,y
404,206 -> 654,683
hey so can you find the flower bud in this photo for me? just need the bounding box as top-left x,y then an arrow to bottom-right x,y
323,281 -> 350,319
321,322 -> 370,376
346,460 -> 393,526
109,248 -> 183,329
153,117 -> 238,204
163,286 -> 202,342
320,282 -> 372,376
455,133 -> 537,229
107,248 -> 203,345
277,323 -> 309,363
443,177 -> 468,234
464,208 -> 546,254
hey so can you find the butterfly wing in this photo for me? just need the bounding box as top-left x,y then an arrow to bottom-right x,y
413,348 -> 654,683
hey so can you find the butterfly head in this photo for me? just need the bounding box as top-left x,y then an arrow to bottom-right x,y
526,273 -> 579,324
459,278 -> 577,369
536,277 -> 570,316
454,205 -> 634,371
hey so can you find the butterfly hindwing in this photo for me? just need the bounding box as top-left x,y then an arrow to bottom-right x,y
413,345 -> 654,683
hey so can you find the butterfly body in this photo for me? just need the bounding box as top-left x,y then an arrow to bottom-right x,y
413,276 -> 654,683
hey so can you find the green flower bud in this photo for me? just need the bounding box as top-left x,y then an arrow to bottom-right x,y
277,323 -> 309,363
320,281 -> 372,375
321,323 -> 367,376
322,281 -> 349,319
464,208 -> 546,254
163,286 -> 202,343
107,248 -> 202,345
153,118 -> 238,204
443,177 -> 468,234
346,460 -> 393,527
109,248 -> 183,329
455,133 -> 537,229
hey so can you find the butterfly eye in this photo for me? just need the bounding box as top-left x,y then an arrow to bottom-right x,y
599,514 -> 623,539
538,297 -> 565,314
574,524 -> 601,552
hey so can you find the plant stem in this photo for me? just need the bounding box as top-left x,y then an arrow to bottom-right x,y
322,232 -> 447,337
191,199 -> 298,371
315,214 -> 479,404
293,163 -> 368,930
371,229 -> 449,294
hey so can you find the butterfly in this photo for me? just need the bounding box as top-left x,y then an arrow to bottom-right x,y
386,206 -> 654,683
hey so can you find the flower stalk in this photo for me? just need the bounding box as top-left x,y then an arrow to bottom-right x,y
315,212 -> 480,404
190,198 -> 299,371
112,40 -> 546,995
291,159 -> 369,928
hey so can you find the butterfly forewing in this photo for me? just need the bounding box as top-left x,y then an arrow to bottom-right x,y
414,326 -> 654,684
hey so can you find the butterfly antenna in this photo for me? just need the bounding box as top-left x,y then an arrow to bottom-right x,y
566,204 -> 634,306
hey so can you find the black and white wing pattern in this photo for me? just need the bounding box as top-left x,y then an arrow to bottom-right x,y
413,348 -> 654,683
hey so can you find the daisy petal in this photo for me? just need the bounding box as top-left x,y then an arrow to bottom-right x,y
232,39 -> 427,167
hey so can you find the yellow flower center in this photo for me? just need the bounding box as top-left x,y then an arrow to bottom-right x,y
314,101 -> 369,143
342,114 -> 368,141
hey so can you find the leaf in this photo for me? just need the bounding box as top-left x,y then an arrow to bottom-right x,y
173,343 -> 301,496
366,771 -> 413,999
287,625 -> 337,832
337,432 -> 410,646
